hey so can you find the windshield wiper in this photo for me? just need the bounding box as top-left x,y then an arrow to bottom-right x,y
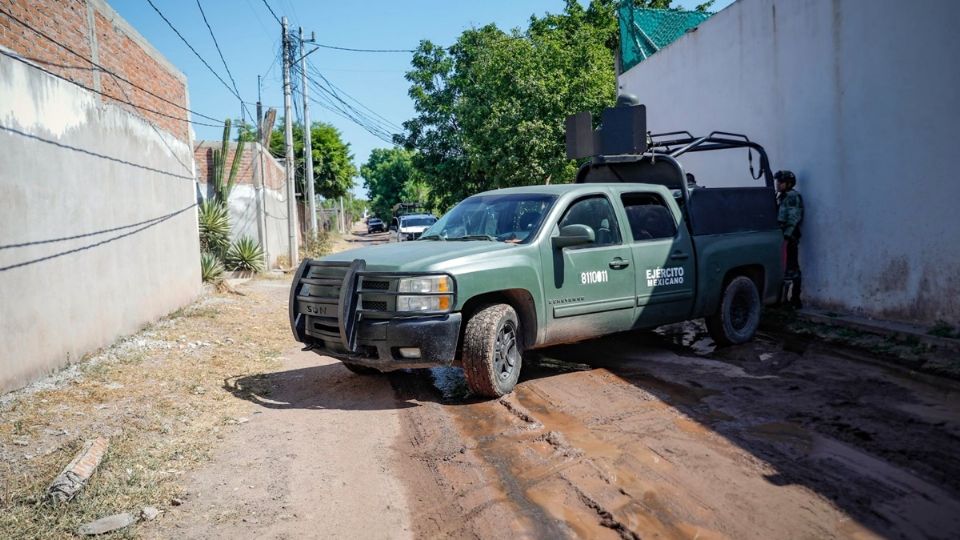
420,234 -> 445,241
450,234 -> 497,241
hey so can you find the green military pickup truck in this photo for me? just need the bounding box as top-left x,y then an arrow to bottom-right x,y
290,98 -> 783,397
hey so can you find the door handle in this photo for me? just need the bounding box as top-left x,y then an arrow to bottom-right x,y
609,257 -> 630,269
670,251 -> 689,260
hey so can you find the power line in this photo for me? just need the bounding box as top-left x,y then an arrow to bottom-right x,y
144,0 -> 242,102
313,43 -> 415,54
307,65 -> 402,131
260,0 -> 282,24
196,0 -> 242,101
298,66 -> 397,143
0,49 -> 222,129
0,6 -> 224,124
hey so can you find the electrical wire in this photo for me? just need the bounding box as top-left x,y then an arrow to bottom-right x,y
195,0 -> 242,102
312,43 -> 415,54
298,66 -> 396,143
0,49 -> 222,129
0,6 -> 224,124
260,0 -> 282,24
144,0 -> 243,102
307,64 -> 402,131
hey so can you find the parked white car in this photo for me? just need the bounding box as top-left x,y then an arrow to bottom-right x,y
389,214 -> 437,242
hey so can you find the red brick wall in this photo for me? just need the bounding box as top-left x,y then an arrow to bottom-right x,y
0,0 -> 191,142
194,142 -> 285,192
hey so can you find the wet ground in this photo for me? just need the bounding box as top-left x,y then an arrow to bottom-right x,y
145,231 -> 960,539
388,322 -> 960,539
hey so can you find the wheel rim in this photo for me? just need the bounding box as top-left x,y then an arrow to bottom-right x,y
730,288 -> 752,331
493,321 -> 520,382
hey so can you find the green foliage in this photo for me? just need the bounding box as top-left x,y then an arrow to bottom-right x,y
928,320 -> 958,339
200,251 -> 224,283
270,121 -> 357,200
397,1 -> 621,209
225,236 -> 265,272
361,147 -> 421,219
197,200 -> 230,256
234,119 -> 258,143
300,230 -> 333,259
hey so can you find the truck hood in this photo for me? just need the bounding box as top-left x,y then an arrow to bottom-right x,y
320,240 -> 516,271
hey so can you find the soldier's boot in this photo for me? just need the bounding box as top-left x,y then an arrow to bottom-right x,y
790,276 -> 802,309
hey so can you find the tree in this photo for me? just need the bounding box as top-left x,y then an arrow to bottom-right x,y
397,0 -> 706,210
360,147 -> 421,219
269,120 -> 357,200
397,1 -> 619,209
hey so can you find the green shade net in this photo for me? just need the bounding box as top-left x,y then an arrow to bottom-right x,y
618,3 -> 713,72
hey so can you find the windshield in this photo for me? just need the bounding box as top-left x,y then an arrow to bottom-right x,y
400,216 -> 436,228
421,193 -> 556,243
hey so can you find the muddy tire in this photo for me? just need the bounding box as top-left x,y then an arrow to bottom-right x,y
706,276 -> 761,346
341,362 -> 380,375
462,304 -> 523,398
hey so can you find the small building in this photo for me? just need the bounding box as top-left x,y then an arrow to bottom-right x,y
194,142 -> 291,269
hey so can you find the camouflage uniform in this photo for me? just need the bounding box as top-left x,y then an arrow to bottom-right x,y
776,188 -> 804,306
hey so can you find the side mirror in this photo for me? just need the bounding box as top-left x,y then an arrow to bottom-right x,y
553,224 -> 595,248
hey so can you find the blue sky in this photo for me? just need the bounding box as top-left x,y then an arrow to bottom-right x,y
110,0 -> 734,197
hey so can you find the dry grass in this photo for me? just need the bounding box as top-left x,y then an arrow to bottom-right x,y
0,277 -> 293,539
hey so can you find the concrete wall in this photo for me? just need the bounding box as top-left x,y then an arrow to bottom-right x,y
194,142 -> 291,268
0,1 -> 200,393
619,0 -> 960,324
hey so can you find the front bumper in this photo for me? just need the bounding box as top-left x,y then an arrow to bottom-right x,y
290,259 -> 461,371
307,313 -> 461,370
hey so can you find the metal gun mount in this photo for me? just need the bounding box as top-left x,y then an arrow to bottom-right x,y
564,95 -> 774,191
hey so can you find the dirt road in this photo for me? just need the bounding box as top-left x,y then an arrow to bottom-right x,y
152,231 -> 960,539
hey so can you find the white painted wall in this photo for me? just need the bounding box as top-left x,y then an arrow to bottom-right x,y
619,0 -> 960,324
221,183 -> 290,269
0,54 -> 200,393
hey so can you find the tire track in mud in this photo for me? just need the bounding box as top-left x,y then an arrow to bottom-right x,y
388,327 -> 960,539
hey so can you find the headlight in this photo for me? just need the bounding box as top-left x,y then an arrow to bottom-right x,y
397,275 -> 453,312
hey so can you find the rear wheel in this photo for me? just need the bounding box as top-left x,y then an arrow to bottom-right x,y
706,276 -> 761,346
462,304 -> 523,397
341,362 -> 380,375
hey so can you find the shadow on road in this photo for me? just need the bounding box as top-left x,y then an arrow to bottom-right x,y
223,361 -> 419,411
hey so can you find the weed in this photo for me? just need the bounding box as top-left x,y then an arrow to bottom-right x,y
928,320 -> 958,339
300,231 -> 334,260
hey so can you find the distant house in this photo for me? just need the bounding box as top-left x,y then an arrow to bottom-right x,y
618,6 -> 712,72
194,142 -> 290,268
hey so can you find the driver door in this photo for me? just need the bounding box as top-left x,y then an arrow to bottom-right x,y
541,194 -> 636,344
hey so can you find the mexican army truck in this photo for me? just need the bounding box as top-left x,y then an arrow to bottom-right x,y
289,96 -> 783,397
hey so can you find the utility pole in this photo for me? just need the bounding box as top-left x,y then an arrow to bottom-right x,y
299,27 -> 318,236
281,17 -> 299,266
254,79 -> 268,269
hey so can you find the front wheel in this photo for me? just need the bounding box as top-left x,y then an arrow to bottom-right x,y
462,304 -> 523,397
706,275 -> 761,346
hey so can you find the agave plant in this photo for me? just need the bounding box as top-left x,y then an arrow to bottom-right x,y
225,236 -> 265,273
200,251 -> 224,283
198,200 -> 230,255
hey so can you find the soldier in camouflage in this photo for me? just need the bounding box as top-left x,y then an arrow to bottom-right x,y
775,170 -> 803,308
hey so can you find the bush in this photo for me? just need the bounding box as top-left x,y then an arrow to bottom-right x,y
198,200 -> 230,256
301,231 -> 333,259
225,237 -> 265,272
200,251 -> 224,283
